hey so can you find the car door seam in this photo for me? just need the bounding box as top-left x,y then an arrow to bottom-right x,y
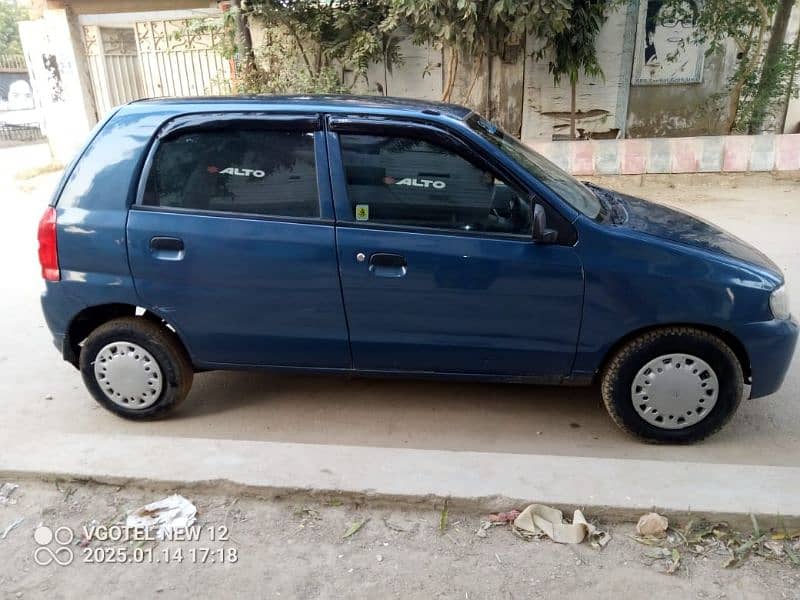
567,253 -> 587,379
323,116 -> 355,370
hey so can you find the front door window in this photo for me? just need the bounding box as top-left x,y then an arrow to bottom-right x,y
338,134 -> 532,235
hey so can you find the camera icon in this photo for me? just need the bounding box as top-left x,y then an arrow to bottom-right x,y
33,526 -> 74,566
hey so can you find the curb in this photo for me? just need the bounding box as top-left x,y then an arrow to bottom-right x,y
528,133 -> 800,176
2,432 -> 799,527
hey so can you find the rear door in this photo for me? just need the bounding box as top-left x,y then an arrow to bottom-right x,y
126,113 -> 350,369
327,118 -> 584,377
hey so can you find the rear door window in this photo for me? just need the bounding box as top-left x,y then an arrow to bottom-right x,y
337,133 -> 532,235
144,128 -> 319,218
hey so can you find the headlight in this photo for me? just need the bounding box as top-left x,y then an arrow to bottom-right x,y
770,284 -> 791,320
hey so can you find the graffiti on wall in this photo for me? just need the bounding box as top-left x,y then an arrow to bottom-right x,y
632,0 -> 704,85
41,54 -> 65,102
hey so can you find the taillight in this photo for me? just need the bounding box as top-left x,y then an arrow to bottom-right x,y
37,206 -> 60,281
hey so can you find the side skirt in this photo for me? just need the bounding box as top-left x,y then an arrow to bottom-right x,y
191,361 -> 595,386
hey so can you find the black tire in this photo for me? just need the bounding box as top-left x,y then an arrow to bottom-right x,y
79,317 -> 193,420
601,327 -> 744,444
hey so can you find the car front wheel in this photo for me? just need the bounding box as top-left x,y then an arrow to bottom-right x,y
601,327 -> 744,443
79,317 -> 193,420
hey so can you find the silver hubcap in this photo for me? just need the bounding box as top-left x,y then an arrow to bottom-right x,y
93,342 -> 163,409
631,353 -> 718,430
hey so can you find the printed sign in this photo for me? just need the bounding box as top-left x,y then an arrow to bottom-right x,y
632,0 -> 705,85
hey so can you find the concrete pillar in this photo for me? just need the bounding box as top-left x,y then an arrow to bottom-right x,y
18,6 -> 98,164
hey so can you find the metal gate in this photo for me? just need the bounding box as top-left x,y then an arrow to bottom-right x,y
84,26 -> 147,117
83,19 -> 231,119
134,19 -> 231,98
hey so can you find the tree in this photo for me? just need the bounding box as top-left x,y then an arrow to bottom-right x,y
0,2 -> 27,55
209,0 -> 399,94
385,0 -> 571,103
748,0 -> 796,133
534,0 -> 613,139
229,0 -> 260,90
670,0 -> 787,133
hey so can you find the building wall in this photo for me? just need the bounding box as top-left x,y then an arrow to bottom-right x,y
522,4 -> 635,141
627,0 -> 800,138
21,0 -> 800,158
19,7 -> 97,162
626,48 -> 737,138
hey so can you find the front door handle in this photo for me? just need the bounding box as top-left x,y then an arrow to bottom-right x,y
149,236 -> 185,260
368,252 -> 407,278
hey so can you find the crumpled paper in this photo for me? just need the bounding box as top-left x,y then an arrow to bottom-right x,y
513,504 -> 610,547
126,494 -> 197,540
636,512 -> 669,538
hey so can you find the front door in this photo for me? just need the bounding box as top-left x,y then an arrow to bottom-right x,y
127,115 -> 350,369
328,123 -> 584,377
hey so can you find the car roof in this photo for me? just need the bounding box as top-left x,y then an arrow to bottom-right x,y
127,94 -> 473,120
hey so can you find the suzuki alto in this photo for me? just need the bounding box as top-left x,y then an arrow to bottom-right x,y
38,96 -> 797,443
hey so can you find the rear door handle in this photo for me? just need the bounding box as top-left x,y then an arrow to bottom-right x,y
368,252 -> 407,278
149,236 -> 184,260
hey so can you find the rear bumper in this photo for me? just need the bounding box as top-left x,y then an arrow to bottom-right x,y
41,290 -> 67,351
41,284 -> 81,366
737,317 -> 799,399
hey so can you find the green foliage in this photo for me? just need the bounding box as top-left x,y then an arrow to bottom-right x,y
535,0 -> 613,86
247,0 -> 399,91
734,41 -> 799,133
0,2 -> 28,56
192,0 -> 401,95
385,0 -> 571,56
232,27 -> 348,95
668,0 -> 779,56
531,0 -> 615,138
666,0 -> 784,132
190,0 -> 600,109
386,0 -> 572,101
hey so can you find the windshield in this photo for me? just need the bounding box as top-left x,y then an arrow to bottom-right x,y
465,114 -> 602,219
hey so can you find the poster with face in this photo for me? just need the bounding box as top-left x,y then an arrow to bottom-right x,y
632,0 -> 704,85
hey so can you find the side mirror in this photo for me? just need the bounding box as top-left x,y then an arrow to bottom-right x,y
532,203 -> 558,243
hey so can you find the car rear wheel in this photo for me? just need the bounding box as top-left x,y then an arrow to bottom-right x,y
601,327 -> 743,443
79,317 -> 193,420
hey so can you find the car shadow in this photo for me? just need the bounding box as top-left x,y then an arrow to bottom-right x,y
169,370 -> 624,454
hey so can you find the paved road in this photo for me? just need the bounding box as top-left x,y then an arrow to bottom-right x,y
1,145 -> 798,467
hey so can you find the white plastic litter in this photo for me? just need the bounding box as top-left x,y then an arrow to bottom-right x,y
125,494 -> 197,540
1,517 -> 24,540
0,483 -> 19,506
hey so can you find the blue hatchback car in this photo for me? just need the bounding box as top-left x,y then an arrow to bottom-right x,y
38,96 -> 797,443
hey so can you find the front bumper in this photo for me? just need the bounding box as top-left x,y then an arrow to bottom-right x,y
736,317 -> 799,399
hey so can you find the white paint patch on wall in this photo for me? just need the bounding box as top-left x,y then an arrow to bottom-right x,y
522,5 -> 630,142
19,9 -> 98,163
348,30 -> 443,100
385,34 -> 442,100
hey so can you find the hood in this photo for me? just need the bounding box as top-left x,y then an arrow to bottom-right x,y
607,189 -> 782,278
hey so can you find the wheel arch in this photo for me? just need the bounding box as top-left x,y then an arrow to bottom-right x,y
596,323 -> 751,385
64,303 -> 192,368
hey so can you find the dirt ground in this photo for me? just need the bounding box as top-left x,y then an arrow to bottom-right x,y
3,163 -> 800,468
0,478 -> 798,599
2,149 -> 800,598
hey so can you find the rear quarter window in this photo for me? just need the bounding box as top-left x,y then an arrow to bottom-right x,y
143,128 -> 319,218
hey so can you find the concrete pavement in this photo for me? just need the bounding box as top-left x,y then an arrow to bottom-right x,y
1,145 -> 799,517
2,431 -> 799,522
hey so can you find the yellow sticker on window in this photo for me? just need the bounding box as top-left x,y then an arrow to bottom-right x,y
355,204 -> 370,221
